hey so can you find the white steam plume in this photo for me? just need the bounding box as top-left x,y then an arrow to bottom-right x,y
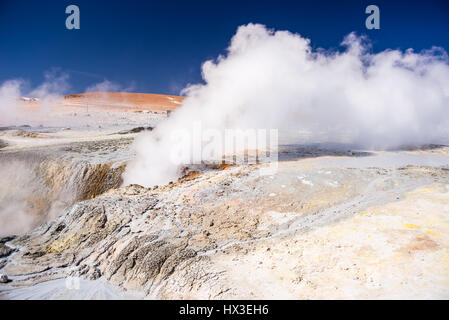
123,23 -> 449,187
0,69 -> 70,126
0,80 -> 24,125
0,71 -> 132,127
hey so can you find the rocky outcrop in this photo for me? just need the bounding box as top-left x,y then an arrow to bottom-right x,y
0,274 -> 8,283
1,158 -> 449,299
0,244 -> 14,259
0,139 -> 130,237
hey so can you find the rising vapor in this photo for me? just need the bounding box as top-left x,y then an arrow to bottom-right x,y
123,24 -> 449,187
0,69 -> 70,126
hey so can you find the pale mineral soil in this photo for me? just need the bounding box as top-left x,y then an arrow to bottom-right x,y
0,94 -> 448,299
0,109 -> 162,152
1,142 -> 448,299
0,104 -> 169,238
0,278 -> 145,300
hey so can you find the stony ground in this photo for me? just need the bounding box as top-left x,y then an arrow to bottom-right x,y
1,145 -> 448,299
0,111 -> 164,237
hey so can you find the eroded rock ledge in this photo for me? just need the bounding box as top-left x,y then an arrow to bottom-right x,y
1,162 -> 449,299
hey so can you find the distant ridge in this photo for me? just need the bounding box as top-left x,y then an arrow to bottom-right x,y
63,92 -> 184,113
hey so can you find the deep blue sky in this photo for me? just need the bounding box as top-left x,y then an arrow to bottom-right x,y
0,0 -> 448,95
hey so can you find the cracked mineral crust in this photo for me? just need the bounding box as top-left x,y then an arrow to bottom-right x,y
1,146 -> 449,299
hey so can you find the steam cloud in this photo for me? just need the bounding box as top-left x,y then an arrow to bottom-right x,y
0,72 -> 134,127
0,73 -> 128,236
123,24 -> 449,187
0,69 -> 70,126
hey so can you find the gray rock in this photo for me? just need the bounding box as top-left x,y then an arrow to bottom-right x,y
0,243 -> 13,258
0,139 -> 7,149
0,274 -> 8,283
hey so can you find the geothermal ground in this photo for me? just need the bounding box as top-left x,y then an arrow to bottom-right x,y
0,93 -> 174,238
1,94 -> 449,299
